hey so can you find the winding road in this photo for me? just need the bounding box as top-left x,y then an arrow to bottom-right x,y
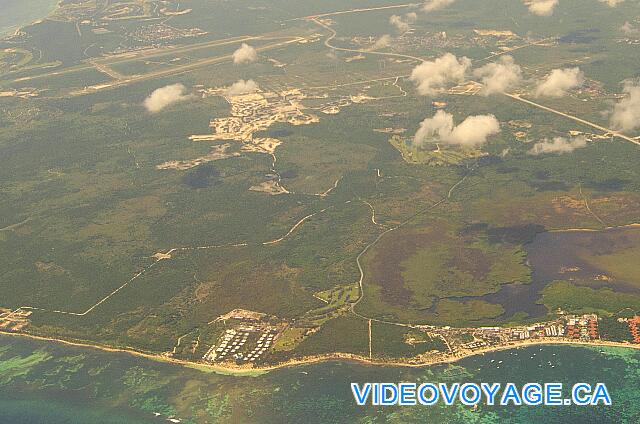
349,169 -> 473,328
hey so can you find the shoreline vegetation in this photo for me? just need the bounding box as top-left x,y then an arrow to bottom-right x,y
1,330 -> 638,377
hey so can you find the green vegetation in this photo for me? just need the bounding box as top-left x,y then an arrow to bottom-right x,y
599,317 -> 635,343
586,247 -> 640,288
356,219 -> 530,324
432,299 -> 506,324
371,322 -> 446,359
272,327 -> 308,352
0,48 -> 33,71
1,0 -> 640,366
293,316 -> 368,358
540,281 -> 640,316
389,135 -> 486,166
314,284 -> 359,305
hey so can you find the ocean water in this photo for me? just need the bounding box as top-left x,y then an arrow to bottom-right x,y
0,335 -> 638,423
0,0 -> 58,37
0,399 -> 156,424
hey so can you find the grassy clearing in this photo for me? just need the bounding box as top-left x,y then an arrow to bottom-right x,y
540,281 -> 640,316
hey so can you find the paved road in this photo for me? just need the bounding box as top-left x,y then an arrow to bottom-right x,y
503,93 -> 640,146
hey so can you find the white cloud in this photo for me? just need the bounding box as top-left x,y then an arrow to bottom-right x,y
620,21 -> 639,35
534,67 -> 584,97
423,0 -> 456,12
414,109 -> 454,145
527,0 -> 559,16
390,15 -> 410,33
599,0 -> 624,6
473,55 -> 523,95
610,81 -> 640,133
528,136 -> 588,155
225,79 -> 260,97
389,13 -> 417,33
414,110 -> 501,147
144,83 -> 192,113
372,34 -> 392,50
410,53 -> 471,96
232,43 -> 258,65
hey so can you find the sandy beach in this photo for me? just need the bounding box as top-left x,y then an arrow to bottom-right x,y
1,330 -> 638,376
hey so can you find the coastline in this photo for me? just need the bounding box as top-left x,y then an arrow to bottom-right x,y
0,0 -> 60,38
1,330 -> 638,376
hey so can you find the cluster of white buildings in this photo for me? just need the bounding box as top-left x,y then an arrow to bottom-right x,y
203,329 -> 248,362
191,89 -> 318,144
443,314 -> 602,354
544,324 -> 563,337
243,330 -> 276,363
202,327 -> 279,364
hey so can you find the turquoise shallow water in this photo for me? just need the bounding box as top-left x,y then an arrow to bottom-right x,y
0,335 -> 638,423
0,0 -> 58,37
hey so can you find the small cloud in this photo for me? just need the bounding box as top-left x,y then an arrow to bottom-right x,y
610,81 -> 640,133
414,110 -> 501,147
232,43 -> 258,65
225,79 -> 260,96
410,53 -> 471,96
534,67 -> 584,97
528,136 -> 588,155
389,13 -> 417,33
423,0 -> 456,12
389,15 -> 410,33
527,0 -> 559,16
144,83 -> 192,113
599,0 -> 624,6
473,55 -> 523,95
372,34 -> 392,50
